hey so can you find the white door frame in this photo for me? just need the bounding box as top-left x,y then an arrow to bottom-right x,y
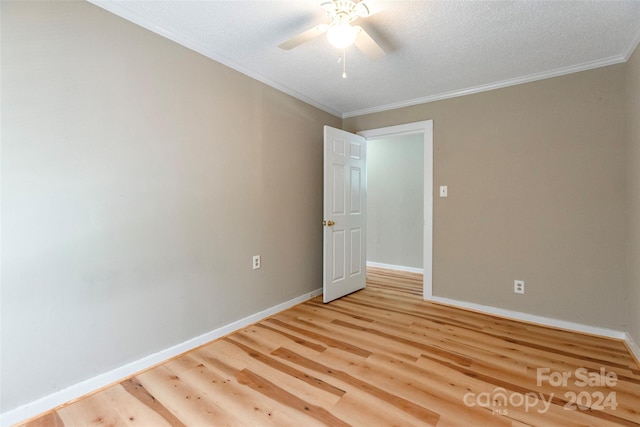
357,120 -> 433,299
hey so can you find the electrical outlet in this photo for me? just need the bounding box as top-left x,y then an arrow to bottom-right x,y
514,280 -> 525,294
253,255 -> 261,270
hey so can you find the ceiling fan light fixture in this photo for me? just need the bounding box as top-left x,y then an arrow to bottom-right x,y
327,23 -> 358,49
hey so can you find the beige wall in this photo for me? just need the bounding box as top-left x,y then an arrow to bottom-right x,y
345,65 -> 628,330
1,1 -> 339,411
627,44 -> 640,346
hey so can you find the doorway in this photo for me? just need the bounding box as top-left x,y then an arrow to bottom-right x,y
358,121 -> 433,299
366,133 -> 424,272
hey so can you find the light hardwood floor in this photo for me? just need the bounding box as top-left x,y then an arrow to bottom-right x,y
20,268 -> 640,426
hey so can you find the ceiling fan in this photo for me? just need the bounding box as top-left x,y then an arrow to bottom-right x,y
278,0 -> 385,62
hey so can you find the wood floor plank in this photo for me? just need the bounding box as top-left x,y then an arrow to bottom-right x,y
165,353 -> 303,427
254,322 -> 327,353
18,268 -> 640,426
266,318 -> 372,358
224,337 -> 346,398
54,391 -> 130,427
235,369 -> 350,427
121,379 -> 186,427
102,384 -> 179,426
271,347 -> 442,425
135,364 -> 242,426
191,344 -> 338,427
21,412 -> 65,427
323,348 -> 513,427
328,392 -> 431,427
197,338 -> 344,410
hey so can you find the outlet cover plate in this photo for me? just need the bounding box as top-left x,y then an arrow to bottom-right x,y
514,280 -> 525,294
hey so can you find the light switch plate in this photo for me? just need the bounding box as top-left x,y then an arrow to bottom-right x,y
439,186 -> 448,197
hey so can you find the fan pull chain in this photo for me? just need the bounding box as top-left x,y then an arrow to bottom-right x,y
342,49 -> 347,79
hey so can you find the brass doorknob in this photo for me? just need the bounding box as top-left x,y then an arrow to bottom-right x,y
323,220 -> 335,227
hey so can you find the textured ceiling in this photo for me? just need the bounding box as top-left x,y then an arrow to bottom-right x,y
90,0 -> 640,118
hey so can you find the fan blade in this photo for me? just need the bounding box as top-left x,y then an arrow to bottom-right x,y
278,24 -> 329,50
354,26 -> 385,60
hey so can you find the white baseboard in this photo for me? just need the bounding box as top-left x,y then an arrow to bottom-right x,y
427,295 -> 629,341
366,261 -> 424,274
624,332 -> 640,367
0,288 -> 323,427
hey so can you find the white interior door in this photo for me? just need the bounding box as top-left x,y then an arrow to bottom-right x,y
323,126 -> 366,303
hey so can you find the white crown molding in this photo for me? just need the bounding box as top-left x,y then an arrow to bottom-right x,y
342,55 -> 627,118
0,288 -> 322,427
87,1 -> 342,118
624,25 -> 640,61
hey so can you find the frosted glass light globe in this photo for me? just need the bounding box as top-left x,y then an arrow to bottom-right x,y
327,23 -> 358,49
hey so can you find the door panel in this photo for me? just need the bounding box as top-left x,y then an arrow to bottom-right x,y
332,164 -> 345,215
350,228 -> 362,276
323,126 -> 366,303
332,229 -> 345,282
350,167 -> 362,214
